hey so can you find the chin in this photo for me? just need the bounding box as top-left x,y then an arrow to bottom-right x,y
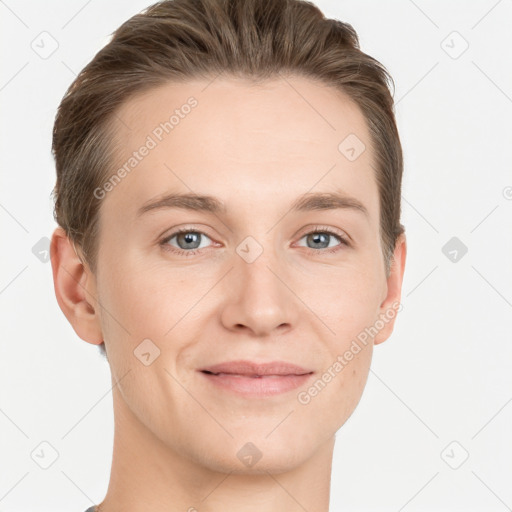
188,432 -> 316,475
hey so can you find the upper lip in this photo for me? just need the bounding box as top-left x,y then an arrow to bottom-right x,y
199,360 -> 313,376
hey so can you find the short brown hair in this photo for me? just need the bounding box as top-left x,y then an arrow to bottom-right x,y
52,0 -> 405,356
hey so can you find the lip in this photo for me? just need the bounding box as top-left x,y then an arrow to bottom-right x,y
199,360 -> 313,376
198,360 -> 314,398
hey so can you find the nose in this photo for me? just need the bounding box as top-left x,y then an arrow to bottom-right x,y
219,246 -> 299,337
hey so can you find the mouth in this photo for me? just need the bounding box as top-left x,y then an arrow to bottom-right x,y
198,360 -> 314,397
199,360 -> 313,376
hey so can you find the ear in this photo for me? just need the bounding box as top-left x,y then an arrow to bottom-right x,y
374,232 -> 407,345
50,227 -> 103,345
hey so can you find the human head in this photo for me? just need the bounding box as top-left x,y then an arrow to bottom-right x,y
52,0 -> 405,297
50,0 -> 406,484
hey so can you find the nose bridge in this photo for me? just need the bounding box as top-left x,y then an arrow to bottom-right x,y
239,245 -> 283,299
220,234 -> 297,335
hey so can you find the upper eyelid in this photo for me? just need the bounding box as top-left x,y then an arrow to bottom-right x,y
298,224 -> 347,237
162,227 -> 212,242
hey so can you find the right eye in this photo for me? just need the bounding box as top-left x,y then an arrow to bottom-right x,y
159,229 -> 215,256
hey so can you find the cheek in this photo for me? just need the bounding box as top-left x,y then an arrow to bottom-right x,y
294,263 -> 383,333
295,341 -> 373,440
97,253 -> 192,336
292,270 -> 379,420
334,347 -> 373,423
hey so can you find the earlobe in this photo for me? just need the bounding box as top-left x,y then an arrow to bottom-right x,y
374,233 -> 407,345
50,227 -> 104,344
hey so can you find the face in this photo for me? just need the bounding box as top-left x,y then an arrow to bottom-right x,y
68,76 -> 405,474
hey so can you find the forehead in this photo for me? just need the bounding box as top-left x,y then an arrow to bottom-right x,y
102,75 -> 378,225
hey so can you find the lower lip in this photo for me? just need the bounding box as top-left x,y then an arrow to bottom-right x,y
200,371 -> 313,398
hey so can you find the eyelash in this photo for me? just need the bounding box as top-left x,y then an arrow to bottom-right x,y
159,225 -> 349,257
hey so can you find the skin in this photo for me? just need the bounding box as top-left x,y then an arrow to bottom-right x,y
51,75 -> 406,512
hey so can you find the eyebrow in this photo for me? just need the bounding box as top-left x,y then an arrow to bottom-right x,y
136,191 -> 369,218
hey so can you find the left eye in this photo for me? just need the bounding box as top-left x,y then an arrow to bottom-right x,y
296,230 -> 347,252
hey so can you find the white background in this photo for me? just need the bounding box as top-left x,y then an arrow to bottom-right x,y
1,0 -> 511,511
